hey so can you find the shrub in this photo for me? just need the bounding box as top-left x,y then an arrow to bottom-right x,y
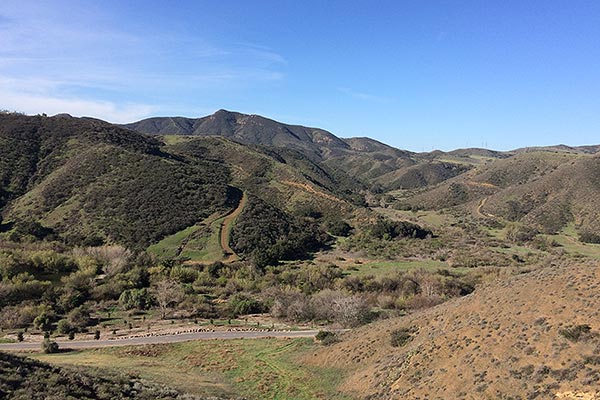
41,339 -> 59,354
324,219 -> 352,237
580,230 -> 600,244
390,327 -> 415,347
315,330 -> 338,345
505,223 -> 538,243
559,324 -> 592,342
66,305 -> 92,331
57,319 -> 74,334
119,288 -> 153,311
369,217 -> 432,240
228,293 -> 265,317
33,310 -> 54,332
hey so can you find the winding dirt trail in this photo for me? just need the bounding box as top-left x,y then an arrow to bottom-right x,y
220,191 -> 247,262
475,196 -> 497,219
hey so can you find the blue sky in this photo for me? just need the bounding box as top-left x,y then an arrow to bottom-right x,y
1,1 -> 599,151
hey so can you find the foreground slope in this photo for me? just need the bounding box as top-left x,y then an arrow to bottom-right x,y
307,261 -> 600,399
0,352 -> 202,400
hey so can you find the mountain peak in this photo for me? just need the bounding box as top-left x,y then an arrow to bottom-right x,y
123,110 -> 350,159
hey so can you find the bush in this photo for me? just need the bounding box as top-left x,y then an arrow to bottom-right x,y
228,293 -> 265,317
119,288 -> 153,311
505,223 -> 538,243
390,327 -> 415,347
559,324 -> 592,342
315,330 -> 338,345
324,219 -> 352,237
66,305 -> 92,331
580,230 -> 600,244
57,319 -> 74,334
33,310 -> 54,332
41,339 -> 59,354
369,217 -> 432,240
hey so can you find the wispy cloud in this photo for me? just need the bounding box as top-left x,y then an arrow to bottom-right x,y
338,87 -> 393,103
0,2 -> 286,119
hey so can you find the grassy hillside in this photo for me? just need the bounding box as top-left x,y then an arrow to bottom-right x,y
33,338 -> 351,400
395,151 -> 600,239
0,114 -> 364,259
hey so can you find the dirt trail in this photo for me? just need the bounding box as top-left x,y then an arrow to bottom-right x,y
220,191 -> 247,262
281,180 -> 345,203
475,196 -> 497,219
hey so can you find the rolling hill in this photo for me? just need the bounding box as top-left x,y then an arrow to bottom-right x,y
123,109 -> 350,161
126,110 -> 477,191
397,150 -> 600,239
0,113 -> 358,259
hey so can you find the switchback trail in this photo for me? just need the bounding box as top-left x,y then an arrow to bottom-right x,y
0,329 -> 320,351
220,191 -> 247,262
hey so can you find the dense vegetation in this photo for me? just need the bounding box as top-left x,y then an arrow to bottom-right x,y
0,114 -> 234,249
0,352 -> 200,399
230,195 -> 329,268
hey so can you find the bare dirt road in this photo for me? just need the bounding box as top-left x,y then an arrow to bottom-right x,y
220,191 -> 247,262
0,329 -> 320,352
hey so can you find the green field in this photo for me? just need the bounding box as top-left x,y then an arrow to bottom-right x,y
147,213 -> 227,262
33,338 -> 352,400
345,259 -> 457,277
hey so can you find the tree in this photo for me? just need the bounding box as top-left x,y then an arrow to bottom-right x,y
151,279 -> 182,319
119,288 -> 152,310
331,295 -> 371,327
57,319 -> 74,334
33,310 -> 54,332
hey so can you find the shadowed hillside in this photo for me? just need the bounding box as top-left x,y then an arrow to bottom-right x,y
0,113 -> 234,249
0,113 -> 358,261
0,351 -> 207,399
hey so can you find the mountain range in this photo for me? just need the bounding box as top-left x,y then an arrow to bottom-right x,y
1,109 -> 599,255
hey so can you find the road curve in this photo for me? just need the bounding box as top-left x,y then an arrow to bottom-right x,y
0,329 -> 320,352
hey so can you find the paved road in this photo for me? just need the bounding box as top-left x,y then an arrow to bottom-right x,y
0,330 -> 320,351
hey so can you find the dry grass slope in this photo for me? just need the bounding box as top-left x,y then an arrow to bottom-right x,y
306,261 -> 600,399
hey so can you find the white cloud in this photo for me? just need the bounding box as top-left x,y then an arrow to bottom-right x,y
0,90 -> 155,123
